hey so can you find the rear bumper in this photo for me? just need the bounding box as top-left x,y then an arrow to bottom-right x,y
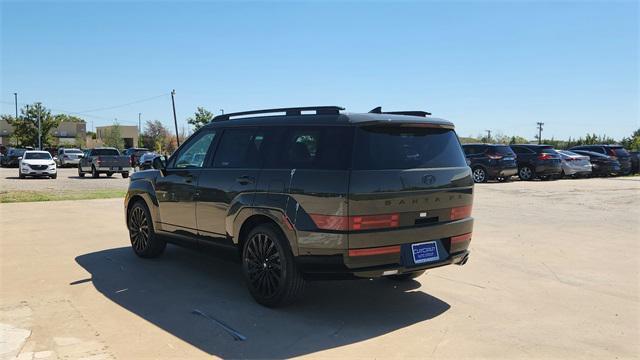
562,164 -> 592,176
297,250 -> 470,279
487,166 -> 517,178
96,166 -> 131,173
61,158 -> 81,165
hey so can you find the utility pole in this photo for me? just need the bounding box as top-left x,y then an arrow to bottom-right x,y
138,112 -> 142,147
536,122 -> 544,145
171,89 -> 180,148
14,93 -> 18,119
220,109 -> 224,115
485,129 -> 492,142
37,105 -> 42,150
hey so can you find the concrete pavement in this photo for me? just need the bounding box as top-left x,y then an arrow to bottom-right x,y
1,177 -> 638,359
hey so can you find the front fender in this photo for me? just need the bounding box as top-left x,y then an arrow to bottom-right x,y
125,176 -> 161,229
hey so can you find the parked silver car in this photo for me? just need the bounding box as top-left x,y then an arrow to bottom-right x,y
558,150 -> 592,177
57,148 -> 84,167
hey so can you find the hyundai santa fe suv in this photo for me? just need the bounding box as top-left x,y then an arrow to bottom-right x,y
124,106 -> 474,307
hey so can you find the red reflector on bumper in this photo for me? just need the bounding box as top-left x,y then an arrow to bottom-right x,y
451,232 -> 472,244
348,245 -> 401,257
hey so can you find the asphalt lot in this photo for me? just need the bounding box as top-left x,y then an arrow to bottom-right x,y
1,177 -> 638,359
0,166 -> 129,192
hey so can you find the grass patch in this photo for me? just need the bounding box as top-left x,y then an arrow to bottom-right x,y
0,189 -> 126,203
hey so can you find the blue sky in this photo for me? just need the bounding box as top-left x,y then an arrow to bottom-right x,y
1,1 -> 638,139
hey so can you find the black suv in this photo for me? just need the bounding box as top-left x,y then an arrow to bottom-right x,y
462,144 -> 517,183
1,148 -> 27,167
124,106 -> 474,306
510,144 -> 562,180
569,145 -> 631,175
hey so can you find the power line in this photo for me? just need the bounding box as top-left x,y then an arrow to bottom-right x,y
72,93 -> 169,114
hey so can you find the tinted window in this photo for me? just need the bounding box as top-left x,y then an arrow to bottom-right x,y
612,147 -> 629,156
64,149 -> 82,154
172,131 -> 216,168
92,149 -> 120,156
490,146 -> 515,156
24,152 -> 52,160
511,146 -> 533,154
265,126 -> 353,170
213,128 -> 264,168
353,126 -> 466,170
462,145 -> 479,155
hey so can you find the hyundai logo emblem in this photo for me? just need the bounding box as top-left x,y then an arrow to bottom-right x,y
422,175 -> 436,185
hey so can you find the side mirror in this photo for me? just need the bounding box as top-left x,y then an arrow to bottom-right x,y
17,156 -> 22,160
78,154 -> 84,158
152,156 -> 166,173
466,158 -> 471,166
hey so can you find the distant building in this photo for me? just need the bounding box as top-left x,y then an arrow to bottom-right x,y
0,119 -> 86,147
95,125 -> 139,149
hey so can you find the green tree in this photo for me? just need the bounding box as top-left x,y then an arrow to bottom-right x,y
5,103 -> 61,148
620,129 -> 640,151
141,120 -> 170,152
187,107 -> 214,130
53,114 -> 86,123
103,122 -> 124,150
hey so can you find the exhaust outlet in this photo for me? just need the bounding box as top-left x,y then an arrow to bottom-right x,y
457,253 -> 469,266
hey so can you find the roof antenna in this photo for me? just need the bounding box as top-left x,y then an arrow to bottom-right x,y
369,106 -> 382,114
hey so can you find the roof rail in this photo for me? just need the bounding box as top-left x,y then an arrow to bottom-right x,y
213,106 -> 344,121
368,106 -> 431,117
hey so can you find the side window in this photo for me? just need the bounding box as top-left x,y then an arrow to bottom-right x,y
595,147 -> 605,154
213,128 -> 264,168
266,126 -> 353,170
463,146 -> 474,155
170,131 -> 216,169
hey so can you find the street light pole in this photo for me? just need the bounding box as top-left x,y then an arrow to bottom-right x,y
536,122 -> 544,145
171,89 -> 180,148
220,109 -> 224,115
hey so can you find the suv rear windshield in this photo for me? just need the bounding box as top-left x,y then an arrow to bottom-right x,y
93,149 -> 120,156
540,147 -> 558,154
63,149 -> 83,154
612,147 -> 629,156
352,126 -> 466,170
489,146 -> 515,155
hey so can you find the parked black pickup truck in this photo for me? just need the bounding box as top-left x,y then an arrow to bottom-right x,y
78,147 -> 131,178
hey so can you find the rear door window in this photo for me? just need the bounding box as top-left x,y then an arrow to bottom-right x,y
265,126 -> 353,170
352,126 -> 466,170
212,128 -> 264,168
612,147 -> 629,156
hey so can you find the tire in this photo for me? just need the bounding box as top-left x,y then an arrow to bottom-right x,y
241,223 -> 305,307
106,172 -> 113,177
50,173 -> 57,179
122,172 -> 129,179
472,167 -> 487,183
518,166 -> 534,181
19,171 -> 25,179
91,165 -> 99,178
78,164 -> 85,177
128,200 -> 166,258
387,269 -> 426,281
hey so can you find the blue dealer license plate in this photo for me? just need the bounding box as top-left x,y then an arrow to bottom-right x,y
411,241 -> 439,264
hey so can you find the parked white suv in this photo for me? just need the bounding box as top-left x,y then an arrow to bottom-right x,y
19,151 -> 57,179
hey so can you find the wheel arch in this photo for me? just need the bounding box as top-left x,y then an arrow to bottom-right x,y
234,208 -> 298,256
125,183 -> 160,229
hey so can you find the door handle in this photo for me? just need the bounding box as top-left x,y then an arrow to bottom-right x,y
236,176 -> 255,185
184,175 -> 194,184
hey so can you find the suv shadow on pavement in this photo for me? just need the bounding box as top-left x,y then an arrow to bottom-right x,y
75,245 -> 450,358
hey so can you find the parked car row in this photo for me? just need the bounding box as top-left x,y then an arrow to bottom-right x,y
463,143 -> 637,183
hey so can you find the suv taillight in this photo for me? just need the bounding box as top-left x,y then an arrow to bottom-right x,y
486,153 -> 503,160
538,153 -> 553,160
309,213 -> 400,231
450,205 -> 472,220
